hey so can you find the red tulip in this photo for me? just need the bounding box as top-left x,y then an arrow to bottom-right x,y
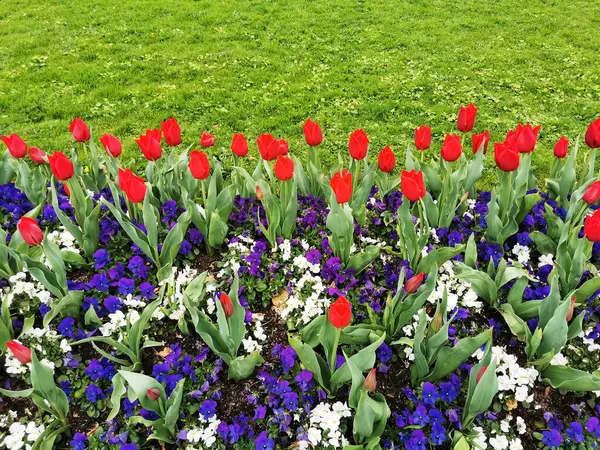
69,118 -> 91,142
136,129 -> 162,161
364,368 -> 377,392
348,129 -> 369,160
256,134 -> 281,161
553,136 -> 569,159
583,181 -> 600,204
414,126 -> 432,151
63,183 -> 70,197
401,170 -> 426,201
472,131 -> 490,155
274,155 -> 294,181
18,217 -> 43,246
405,272 -> 425,294
506,124 -> 541,153
278,138 -> 289,155
100,134 -> 122,157
328,296 -> 352,329
566,297 -> 577,322
118,168 -> 132,192
585,118 -> 600,149
188,150 -> 210,180
1,134 -> 27,158
146,388 -> 161,401
28,147 -> 47,164
255,185 -> 264,201
200,131 -> 215,147
441,134 -> 462,162
161,118 -> 182,146
377,146 -> 395,173
494,142 -> 520,172
6,340 -> 31,364
457,103 -> 478,133
231,133 -> 248,157
48,151 -> 74,180
584,210 -> 600,242
329,169 -> 352,204
220,293 -> 234,318
476,365 -> 488,384
118,168 -> 146,204
303,118 -> 323,146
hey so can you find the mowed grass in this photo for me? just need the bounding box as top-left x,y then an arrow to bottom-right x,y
0,0 -> 599,187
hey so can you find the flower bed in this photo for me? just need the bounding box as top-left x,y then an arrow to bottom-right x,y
0,109 -> 599,450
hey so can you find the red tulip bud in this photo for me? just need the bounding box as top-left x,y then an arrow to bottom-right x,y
583,181 -> 600,205
220,293 -> 234,318
566,297 -> 577,322
476,365 -> 488,384
161,117 -> 182,147
364,368 -> 377,392
255,186 -> 263,201
17,217 -> 44,246
553,136 -> 569,159
303,118 -> 323,146
231,133 -> 249,157
348,129 -> 369,160
405,273 -> 425,294
329,169 -> 353,204
1,134 -> 28,158
69,118 -> 91,142
146,388 -> 161,401
457,103 -> 478,133
6,340 -> 31,364
414,126 -> 432,151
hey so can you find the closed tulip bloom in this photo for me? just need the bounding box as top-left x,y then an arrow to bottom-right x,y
494,142 -> 520,172
441,134 -> 462,162
584,210 -> 600,242
188,150 -> 211,180
48,151 -> 74,180
255,185 -> 264,201
146,388 -> 161,401
585,118 -> 600,149
69,118 -> 91,142
136,129 -> 162,161
6,340 -> 31,364
430,312 -> 443,332
161,117 -> 182,146
328,296 -> 352,328
1,134 -> 27,158
29,147 -> 47,164
405,272 -> 425,293
472,130 -> 490,155
553,136 -> 569,158
125,173 -> 147,204
278,138 -> 289,155
377,146 -> 395,172
118,168 -> 133,192
274,155 -> 294,181
303,118 -> 323,146
506,124 -> 541,153
100,134 -> 122,157
583,181 -> 600,204
348,129 -> 369,160
476,366 -> 488,384
231,133 -> 249,157
200,131 -> 216,147
18,217 -> 44,246
566,297 -> 577,322
414,126 -> 432,151
220,293 -> 234,318
329,169 -> 353,204
401,170 -> 426,202
457,103 -> 478,133
364,368 -> 377,392
256,134 -> 281,161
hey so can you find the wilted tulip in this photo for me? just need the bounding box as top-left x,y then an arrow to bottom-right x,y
220,293 -> 234,318
161,117 -> 182,146
6,340 -> 31,364
1,134 -> 27,158
69,118 -> 91,142
303,118 -> 323,146
566,297 -> 577,322
364,368 -> 377,392
430,311 -> 443,332
476,365 -> 488,383
348,129 -> 369,160
255,185 -> 264,201
457,103 -> 477,133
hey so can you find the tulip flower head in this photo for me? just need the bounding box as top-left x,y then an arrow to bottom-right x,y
585,118 -> 600,149
69,118 -> 91,142
553,136 -> 569,158
506,124 -> 541,153
274,155 -> 294,181
584,210 -> 600,242
1,133 -> 27,158
414,126 -> 432,151
28,146 -> 47,164
220,293 -> 234,318
328,296 -> 352,329
405,272 -> 425,294
348,129 -> 369,160
472,131 -> 490,155
48,151 -> 74,180
255,185 -> 264,201
188,150 -> 211,180
18,217 -> 44,246
100,134 -> 122,157
583,180 -> 600,204
256,134 -> 281,161
566,297 -> 577,322
278,138 -> 289,156
118,168 -> 147,204
231,133 -> 249,157
200,131 -> 216,148
441,134 -> 462,162
136,129 -> 162,161
401,170 -> 426,202
6,340 -> 31,364
494,142 -> 520,172
329,169 -> 353,204
377,146 -> 395,173
161,117 -> 182,146
457,103 -> 478,133
146,388 -> 161,401
303,118 -> 323,146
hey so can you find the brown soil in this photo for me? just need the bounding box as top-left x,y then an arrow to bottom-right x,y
190,251 -> 222,274
377,359 -> 413,414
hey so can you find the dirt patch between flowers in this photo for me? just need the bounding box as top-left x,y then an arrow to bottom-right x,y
256,305 -> 290,366
377,359 -> 412,414
190,252 -> 222,274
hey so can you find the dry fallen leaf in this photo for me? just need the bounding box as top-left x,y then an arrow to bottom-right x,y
272,289 -> 289,310
506,398 -> 518,411
157,347 -> 172,358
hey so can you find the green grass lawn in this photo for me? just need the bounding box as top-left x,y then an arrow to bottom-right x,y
1,0 -> 599,186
